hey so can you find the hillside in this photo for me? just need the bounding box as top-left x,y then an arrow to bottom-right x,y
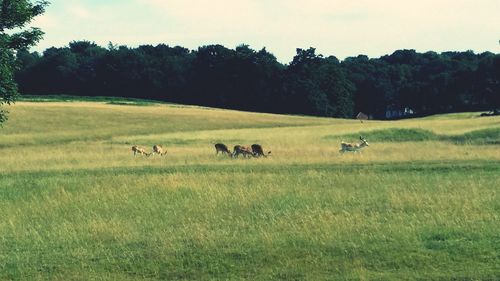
0,99 -> 499,280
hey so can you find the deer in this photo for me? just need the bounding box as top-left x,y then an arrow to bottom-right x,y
232,145 -> 254,158
152,145 -> 167,156
339,136 -> 369,153
251,144 -> 271,158
214,143 -> 231,156
131,145 -> 151,156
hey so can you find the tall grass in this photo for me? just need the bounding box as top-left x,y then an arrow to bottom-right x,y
332,127 -> 500,145
0,100 -> 499,280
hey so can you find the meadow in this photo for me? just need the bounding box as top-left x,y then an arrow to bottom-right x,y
0,99 -> 499,280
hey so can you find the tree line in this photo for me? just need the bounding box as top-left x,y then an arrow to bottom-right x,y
15,41 -> 499,119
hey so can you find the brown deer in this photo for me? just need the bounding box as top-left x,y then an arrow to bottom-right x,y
214,143 -> 231,156
131,145 -> 151,156
232,145 -> 253,158
339,136 -> 369,153
251,144 -> 271,158
152,145 -> 167,156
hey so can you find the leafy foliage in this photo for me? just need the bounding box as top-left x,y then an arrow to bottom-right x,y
0,0 -> 48,124
15,44 -> 357,118
283,48 -> 354,117
343,50 -> 500,118
14,45 -> 500,119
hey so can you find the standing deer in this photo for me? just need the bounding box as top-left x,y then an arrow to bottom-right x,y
251,144 -> 271,158
214,143 -> 231,156
152,145 -> 167,156
232,145 -> 253,158
339,136 -> 369,153
131,145 -> 151,156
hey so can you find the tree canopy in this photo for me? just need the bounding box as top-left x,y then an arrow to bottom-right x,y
15,40 -> 500,119
0,0 -> 48,124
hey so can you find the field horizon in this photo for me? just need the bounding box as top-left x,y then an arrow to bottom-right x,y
1,97 -> 499,280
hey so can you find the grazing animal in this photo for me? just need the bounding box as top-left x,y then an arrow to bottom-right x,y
214,143 -> 231,155
251,144 -> 271,157
152,145 -> 167,156
339,136 -> 369,153
132,145 -> 151,156
232,145 -> 253,158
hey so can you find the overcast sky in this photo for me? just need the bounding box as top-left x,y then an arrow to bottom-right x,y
31,0 -> 499,63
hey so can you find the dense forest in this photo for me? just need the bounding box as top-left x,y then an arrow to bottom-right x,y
15,41 -> 499,119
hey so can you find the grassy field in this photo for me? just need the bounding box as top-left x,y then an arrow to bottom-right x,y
1,99 -> 499,280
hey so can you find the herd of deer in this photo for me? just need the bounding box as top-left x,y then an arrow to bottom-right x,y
131,144 -> 167,157
130,143 -> 271,158
131,136 -> 369,157
215,143 -> 271,158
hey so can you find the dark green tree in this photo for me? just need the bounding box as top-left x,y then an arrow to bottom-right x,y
475,53 -> 499,111
284,48 -> 354,117
0,0 -> 48,124
12,41 -> 500,119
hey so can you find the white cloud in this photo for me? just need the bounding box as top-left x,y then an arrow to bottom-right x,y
68,4 -> 93,20
32,14 -> 58,29
32,0 -> 500,62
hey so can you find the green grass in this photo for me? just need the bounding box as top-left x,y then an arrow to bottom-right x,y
0,98 -> 499,280
330,128 -> 439,142
330,127 -> 500,145
446,127 -> 500,145
17,94 -> 168,105
105,101 -> 156,106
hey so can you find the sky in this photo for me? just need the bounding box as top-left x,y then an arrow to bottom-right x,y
30,0 -> 500,63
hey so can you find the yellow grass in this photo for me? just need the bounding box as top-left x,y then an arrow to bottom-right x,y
0,101 -> 499,280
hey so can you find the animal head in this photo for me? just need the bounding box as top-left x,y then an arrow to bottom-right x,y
152,145 -> 167,156
359,136 -> 369,147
